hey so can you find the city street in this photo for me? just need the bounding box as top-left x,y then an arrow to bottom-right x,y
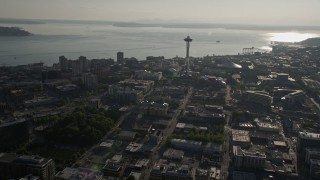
143,87 -> 193,180
74,108 -> 132,168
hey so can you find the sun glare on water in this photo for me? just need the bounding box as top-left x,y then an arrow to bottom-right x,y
269,32 -> 318,43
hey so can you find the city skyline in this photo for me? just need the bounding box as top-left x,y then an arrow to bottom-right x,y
0,0 -> 320,26
2,1 -> 320,179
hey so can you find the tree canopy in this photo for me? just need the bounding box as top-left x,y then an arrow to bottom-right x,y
46,107 -> 115,146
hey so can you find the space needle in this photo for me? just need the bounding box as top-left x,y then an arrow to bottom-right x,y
184,35 -> 192,71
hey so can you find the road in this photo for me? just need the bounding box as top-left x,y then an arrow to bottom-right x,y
74,108 -> 133,167
309,97 -> 320,117
74,86 -> 155,168
143,86 -> 193,180
221,85 -> 232,180
75,86 -> 193,176
225,85 -> 232,106
221,111 -> 232,180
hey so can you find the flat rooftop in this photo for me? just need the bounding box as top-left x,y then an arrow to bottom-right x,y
0,153 -> 51,167
274,140 -> 286,147
55,167 -> 103,179
232,134 -> 250,143
299,132 -> 320,139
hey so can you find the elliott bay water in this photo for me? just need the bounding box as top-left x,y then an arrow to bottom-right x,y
0,20 -> 319,66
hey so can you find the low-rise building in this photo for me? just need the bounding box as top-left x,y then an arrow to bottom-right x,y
99,140 -> 114,150
56,84 -> 79,94
231,130 -> 251,148
150,159 -> 168,180
118,131 -> 137,141
55,167 -> 103,180
171,139 -> 202,152
127,158 -> 150,173
0,153 -> 55,180
174,123 -> 208,134
128,171 -> 142,180
108,79 -> 154,104
90,98 -> 101,109
243,91 -> 272,107
209,167 -> 221,180
165,163 -> 194,180
273,140 -> 288,152
102,155 -> 124,178
204,105 -> 224,114
181,112 -> 225,125
24,96 -> 59,108
233,146 -> 266,170
139,101 -> 169,117
195,168 -> 209,180
238,123 -> 254,130
134,70 -> 163,81
150,129 -> 163,145
257,122 -> 279,133
203,143 -> 222,159
232,171 -> 256,180
125,142 -> 144,155
134,159 -> 150,171
163,149 -> 185,161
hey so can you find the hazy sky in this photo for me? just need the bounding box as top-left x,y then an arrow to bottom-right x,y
1,0 -> 320,25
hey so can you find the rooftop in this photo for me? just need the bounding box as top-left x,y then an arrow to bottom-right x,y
0,118 -> 27,128
176,123 -> 186,129
55,167 -> 103,180
110,154 -> 123,163
232,130 -> 249,136
99,140 -> 114,148
299,132 -> 320,139
163,148 -> 185,160
119,131 -> 137,138
274,140 -> 286,147
0,153 -> 51,168
171,138 -> 202,146
126,142 -> 143,153
233,146 -> 267,158
232,134 -> 250,143
134,159 -> 150,168
257,122 -> 279,129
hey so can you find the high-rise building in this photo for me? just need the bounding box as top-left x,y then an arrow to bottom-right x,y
79,56 -> 90,72
82,73 -> 98,89
71,60 -> 82,76
297,132 -> 320,153
310,159 -> 320,179
0,153 -> 55,180
117,52 -> 124,64
305,148 -> 320,164
59,56 -> 68,72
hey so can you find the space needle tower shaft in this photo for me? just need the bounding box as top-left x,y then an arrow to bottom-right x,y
184,36 -> 193,71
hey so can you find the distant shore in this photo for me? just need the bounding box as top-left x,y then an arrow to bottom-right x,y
300,37 -> 320,46
0,26 -> 32,36
1,18 -> 320,31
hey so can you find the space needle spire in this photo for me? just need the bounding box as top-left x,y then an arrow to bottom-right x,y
184,35 -> 192,71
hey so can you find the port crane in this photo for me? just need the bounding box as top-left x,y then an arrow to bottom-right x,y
243,47 -> 269,55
